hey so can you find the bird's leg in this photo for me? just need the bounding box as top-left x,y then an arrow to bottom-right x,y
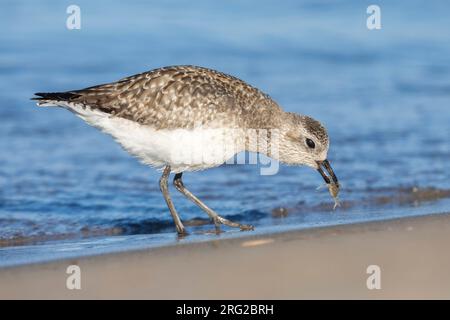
159,166 -> 186,235
173,173 -> 254,232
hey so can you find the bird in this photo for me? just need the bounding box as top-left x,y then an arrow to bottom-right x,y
32,65 -> 339,235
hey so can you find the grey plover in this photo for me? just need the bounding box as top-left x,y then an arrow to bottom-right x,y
32,65 -> 339,235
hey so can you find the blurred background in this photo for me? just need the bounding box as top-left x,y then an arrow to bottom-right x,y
0,0 -> 449,257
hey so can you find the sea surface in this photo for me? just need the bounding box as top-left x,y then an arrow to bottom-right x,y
1,0 -> 450,267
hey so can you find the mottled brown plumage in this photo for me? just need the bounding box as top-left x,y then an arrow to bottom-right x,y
56,65 -> 284,130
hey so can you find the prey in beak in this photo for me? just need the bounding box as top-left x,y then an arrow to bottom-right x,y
316,159 -> 340,209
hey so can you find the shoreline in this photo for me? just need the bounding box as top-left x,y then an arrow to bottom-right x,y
1,212 -> 450,299
2,186 -> 449,250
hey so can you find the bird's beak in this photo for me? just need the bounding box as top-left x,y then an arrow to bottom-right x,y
316,159 -> 339,186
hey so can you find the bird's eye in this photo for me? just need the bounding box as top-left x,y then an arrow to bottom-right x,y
306,138 -> 315,149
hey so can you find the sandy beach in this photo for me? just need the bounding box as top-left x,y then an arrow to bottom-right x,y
1,213 -> 450,299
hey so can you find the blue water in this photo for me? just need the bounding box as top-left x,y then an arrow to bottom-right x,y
1,0 -> 450,266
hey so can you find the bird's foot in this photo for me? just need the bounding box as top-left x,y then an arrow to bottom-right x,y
175,225 -> 189,237
213,216 -> 254,232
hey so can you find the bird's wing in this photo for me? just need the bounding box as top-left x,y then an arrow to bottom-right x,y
37,66 -> 274,130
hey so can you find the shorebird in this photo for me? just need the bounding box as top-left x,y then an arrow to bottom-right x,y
32,65 -> 339,235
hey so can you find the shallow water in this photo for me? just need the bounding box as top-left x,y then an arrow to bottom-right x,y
1,1 -> 450,266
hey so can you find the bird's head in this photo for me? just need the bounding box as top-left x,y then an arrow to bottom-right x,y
276,112 -> 338,185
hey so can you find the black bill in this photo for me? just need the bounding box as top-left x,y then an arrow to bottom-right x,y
316,159 -> 339,186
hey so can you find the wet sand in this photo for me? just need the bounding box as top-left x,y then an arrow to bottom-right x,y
1,213 -> 450,299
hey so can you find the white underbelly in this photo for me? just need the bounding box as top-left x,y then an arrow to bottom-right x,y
65,103 -> 241,172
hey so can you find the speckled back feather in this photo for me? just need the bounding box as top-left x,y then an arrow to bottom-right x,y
35,65 -> 284,130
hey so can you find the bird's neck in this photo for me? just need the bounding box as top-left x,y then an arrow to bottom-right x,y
241,101 -> 286,157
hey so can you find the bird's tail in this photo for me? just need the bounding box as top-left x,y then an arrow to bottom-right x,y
31,92 -> 81,107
